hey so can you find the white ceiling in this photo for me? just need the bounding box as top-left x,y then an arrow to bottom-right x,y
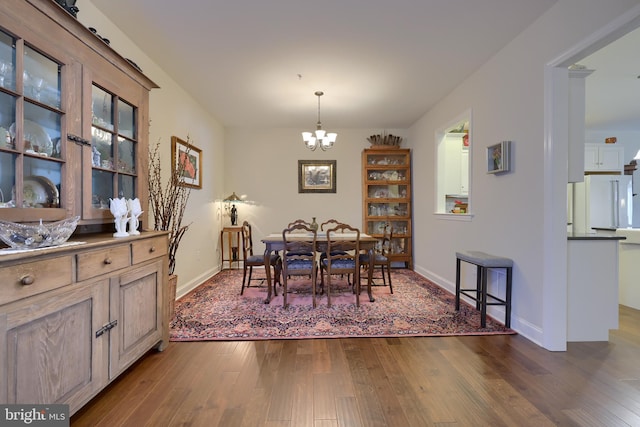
581,26 -> 640,131
88,0 -> 640,132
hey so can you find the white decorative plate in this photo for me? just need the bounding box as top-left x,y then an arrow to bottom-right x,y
23,178 -> 47,206
23,175 -> 58,207
9,120 -> 53,156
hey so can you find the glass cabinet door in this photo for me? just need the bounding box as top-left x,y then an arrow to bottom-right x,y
85,83 -> 138,219
0,30 -> 68,222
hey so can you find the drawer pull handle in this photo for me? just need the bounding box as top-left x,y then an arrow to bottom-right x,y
150,246 -> 156,253
20,275 -> 35,286
104,258 -> 112,265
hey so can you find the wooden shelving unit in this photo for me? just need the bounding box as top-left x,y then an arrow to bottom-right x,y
362,148 -> 412,268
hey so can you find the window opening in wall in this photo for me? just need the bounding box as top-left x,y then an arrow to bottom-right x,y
436,112 -> 471,216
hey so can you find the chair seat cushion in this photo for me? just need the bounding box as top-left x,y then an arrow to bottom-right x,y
359,253 -> 388,263
247,253 -> 280,265
286,259 -> 315,271
456,251 -> 513,268
322,259 -> 356,269
286,251 -> 314,257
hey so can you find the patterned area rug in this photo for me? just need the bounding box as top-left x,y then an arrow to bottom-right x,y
170,269 -> 515,341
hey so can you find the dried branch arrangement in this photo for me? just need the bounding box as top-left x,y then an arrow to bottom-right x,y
148,138 -> 192,275
367,132 -> 403,147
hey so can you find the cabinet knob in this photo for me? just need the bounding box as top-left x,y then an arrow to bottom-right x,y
149,246 -> 156,253
20,275 -> 35,286
104,258 -> 112,265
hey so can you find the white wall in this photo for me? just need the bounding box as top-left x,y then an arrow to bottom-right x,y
78,1 -> 226,296
224,128 -> 407,254
407,0 -> 640,348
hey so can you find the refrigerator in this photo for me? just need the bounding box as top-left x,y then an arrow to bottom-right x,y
572,174 -> 633,231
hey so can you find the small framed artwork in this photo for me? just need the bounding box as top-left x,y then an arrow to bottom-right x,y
462,133 -> 469,149
298,160 -> 337,193
171,136 -> 202,189
487,141 -> 511,174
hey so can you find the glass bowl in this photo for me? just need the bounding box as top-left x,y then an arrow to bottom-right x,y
0,216 -> 80,249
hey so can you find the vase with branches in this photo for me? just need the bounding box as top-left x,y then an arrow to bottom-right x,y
148,138 -> 192,276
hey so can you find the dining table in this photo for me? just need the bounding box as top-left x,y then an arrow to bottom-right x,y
260,232 -> 379,304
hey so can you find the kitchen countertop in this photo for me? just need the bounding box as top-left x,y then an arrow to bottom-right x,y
567,230 -> 626,240
615,228 -> 640,244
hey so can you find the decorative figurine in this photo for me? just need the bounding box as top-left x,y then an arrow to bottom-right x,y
92,145 -> 101,167
127,198 -> 143,236
109,197 -> 129,237
230,204 -> 238,225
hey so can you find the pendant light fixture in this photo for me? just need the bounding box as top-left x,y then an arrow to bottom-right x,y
302,91 -> 337,151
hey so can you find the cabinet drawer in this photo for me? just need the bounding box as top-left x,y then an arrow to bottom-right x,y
0,256 -> 73,305
132,236 -> 168,265
77,245 -> 130,281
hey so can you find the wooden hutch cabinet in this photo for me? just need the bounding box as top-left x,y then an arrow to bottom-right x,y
0,0 -> 167,416
0,0 -> 155,225
362,148 -> 413,268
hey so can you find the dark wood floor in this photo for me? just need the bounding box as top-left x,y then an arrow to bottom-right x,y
71,305 -> 640,427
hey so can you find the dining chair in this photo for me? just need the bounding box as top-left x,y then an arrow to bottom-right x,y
359,223 -> 393,294
320,218 -> 350,285
240,221 -> 282,296
282,223 -> 318,308
322,223 -> 361,307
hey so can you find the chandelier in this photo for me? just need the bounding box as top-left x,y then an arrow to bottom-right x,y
302,91 -> 337,151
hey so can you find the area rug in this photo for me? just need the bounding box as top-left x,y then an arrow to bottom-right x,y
170,269 -> 515,341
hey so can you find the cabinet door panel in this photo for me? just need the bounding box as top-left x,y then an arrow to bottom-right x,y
1,279 -> 109,412
109,259 -> 163,378
83,68 -> 147,222
599,146 -> 623,171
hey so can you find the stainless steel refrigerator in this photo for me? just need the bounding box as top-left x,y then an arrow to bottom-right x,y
573,174 -> 633,231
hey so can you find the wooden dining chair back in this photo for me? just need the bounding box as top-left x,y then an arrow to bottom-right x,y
282,223 -> 318,308
319,219 -> 351,288
320,219 -> 343,231
322,224 -> 361,307
285,219 -> 314,257
359,223 -> 393,294
287,219 -> 311,228
240,221 -> 282,295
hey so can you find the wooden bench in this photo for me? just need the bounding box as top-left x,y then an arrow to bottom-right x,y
455,251 -> 513,328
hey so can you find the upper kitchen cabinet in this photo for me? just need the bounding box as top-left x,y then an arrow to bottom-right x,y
0,0 -> 158,227
584,143 -> 624,173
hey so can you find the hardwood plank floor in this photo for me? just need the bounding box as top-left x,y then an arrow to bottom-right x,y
71,305 -> 640,426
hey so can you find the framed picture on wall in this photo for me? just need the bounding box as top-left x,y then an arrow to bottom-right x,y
172,136 -> 202,189
487,141 -> 511,174
298,160 -> 337,193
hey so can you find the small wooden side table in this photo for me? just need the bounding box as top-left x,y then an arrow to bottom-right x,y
221,225 -> 244,269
